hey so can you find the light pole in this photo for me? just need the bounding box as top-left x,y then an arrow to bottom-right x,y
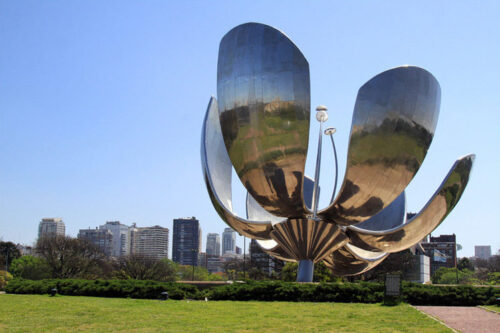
297,106 -> 328,283
191,249 -> 196,281
311,105 -> 328,219
243,236 -> 246,279
324,127 -> 339,203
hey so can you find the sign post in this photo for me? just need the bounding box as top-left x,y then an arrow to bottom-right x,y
384,274 -> 401,305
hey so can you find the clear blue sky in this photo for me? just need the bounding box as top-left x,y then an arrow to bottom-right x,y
1,1 -> 498,257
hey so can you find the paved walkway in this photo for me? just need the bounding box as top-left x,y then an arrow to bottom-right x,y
415,306 -> 500,333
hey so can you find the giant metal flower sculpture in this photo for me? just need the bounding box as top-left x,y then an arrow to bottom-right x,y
201,23 -> 474,282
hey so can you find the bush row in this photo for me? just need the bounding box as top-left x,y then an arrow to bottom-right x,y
6,279 -> 499,305
5,279 -> 199,300
402,282 -> 499,306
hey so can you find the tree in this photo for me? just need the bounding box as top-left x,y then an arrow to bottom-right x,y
36,236 -> 108,279
457,257 -> 474,271
176,264 -> 222,281
432,267 -> 476,284
0,270 -> 13,290
0,241 -> 21,271
113,255 -> 177,281
10,255 -> 50,280
222,258 -> 246,280
360,250 -> 415,281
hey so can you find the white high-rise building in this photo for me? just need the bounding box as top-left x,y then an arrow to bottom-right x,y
222,228 -> 236,255
99,221 -> 131,257
475,245 -> 492,260
38,218 -> 65,239
131,225 -> 169,260
206,233 -> 221,256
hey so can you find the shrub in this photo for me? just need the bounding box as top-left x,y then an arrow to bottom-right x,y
5,279 -> 499,305
10,256 -> 50,280
0,270 -> 13,290
5,279 -> 201,300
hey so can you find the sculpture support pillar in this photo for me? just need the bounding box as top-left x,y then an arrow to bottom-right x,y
297,260 -> 314,282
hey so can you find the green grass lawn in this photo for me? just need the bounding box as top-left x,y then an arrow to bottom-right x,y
483,305 -> 500,313
0,294 -> 451,332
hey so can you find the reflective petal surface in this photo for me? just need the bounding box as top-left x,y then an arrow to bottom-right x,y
201,97 -> 273,239
323,243 -> 388,276
256,239 -> 296,262
353,191 -> 406,231
270,219 -> 348,262
347,154 -> 475,252
218,22 -> 311,218
320,66 -> 441,225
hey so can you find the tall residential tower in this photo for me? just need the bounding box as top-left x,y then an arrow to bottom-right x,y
222,227 -> 236,255
99,221 -> 131,257
172,217 -> 201,266
206,233 -> 221,257
38,218 -> 65,239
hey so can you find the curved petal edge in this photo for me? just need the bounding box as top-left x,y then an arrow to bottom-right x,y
320,66 -> 441,226
346,154 -> 475,253
201,96 -> 273,239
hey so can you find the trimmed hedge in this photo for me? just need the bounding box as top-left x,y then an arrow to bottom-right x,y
205,281 -> 384,303
6,279 -> 200,300
402,282 -> 499,306
5,279 -> 499,305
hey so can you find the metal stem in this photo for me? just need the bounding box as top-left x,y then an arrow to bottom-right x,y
297,260 -> 314,282
311,121 -> 323,219
329,134 -> 339,204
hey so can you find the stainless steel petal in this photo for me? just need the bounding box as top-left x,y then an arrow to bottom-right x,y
320,66 -> 441,225
246,192 -> 286,225
256,239 -> 296,262
270,219 -> 348,262
246,175 -> 315,223
323,243 -> 388,276
201,96 -> 273,239
217,22 -> 310,218
346,154 -> 475,252
353,191 -> 406,231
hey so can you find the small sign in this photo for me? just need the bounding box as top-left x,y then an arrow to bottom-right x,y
385,274 -> 401,297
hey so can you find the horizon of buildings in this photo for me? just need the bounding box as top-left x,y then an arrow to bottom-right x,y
24,217 -> 498,277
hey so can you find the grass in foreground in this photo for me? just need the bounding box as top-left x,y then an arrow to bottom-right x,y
0,294 -> 450,332
483,305 -> 500,313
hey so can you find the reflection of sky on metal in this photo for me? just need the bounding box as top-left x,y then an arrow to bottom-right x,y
320,66 -> 441,226
206,23 -> 476,277
201,97 -> 273,239
347,154 -> 474,253
217,23 -> 311,217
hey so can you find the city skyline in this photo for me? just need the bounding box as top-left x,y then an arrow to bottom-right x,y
1,1 -> 499,257
28,216 -> 252,259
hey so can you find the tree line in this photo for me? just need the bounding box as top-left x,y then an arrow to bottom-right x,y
1,239 -> 499,285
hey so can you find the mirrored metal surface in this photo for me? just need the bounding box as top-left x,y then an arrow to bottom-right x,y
320,66 -> 441,225
323,243 -> 388,276
246,176 -> 315,224
201,97 -> 273,239
270,219 -> 348,262
204,23 -> 476,281
217,22 -> 311,218
347,154 -> 475,252
256,239 -> 296,262
353,191 -> 406,231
